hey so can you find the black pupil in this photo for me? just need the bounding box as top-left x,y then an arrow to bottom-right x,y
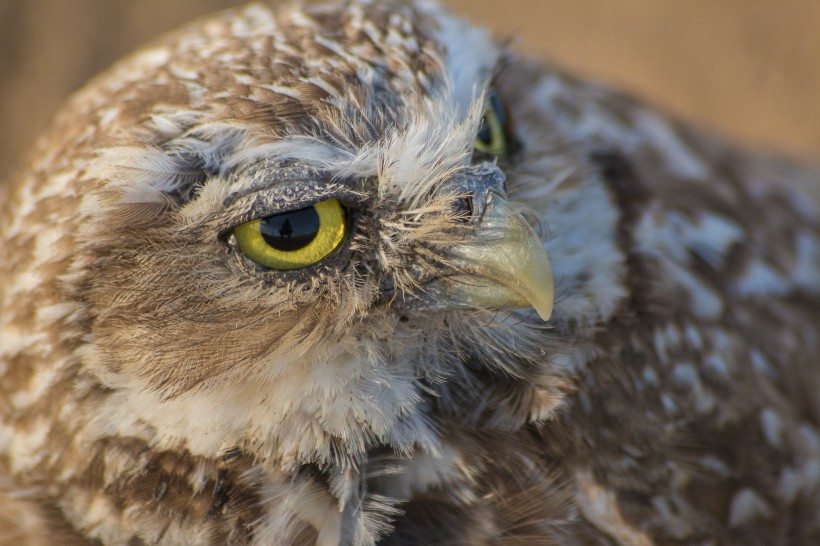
476,116 -> 492,145
260,205 -> 320,252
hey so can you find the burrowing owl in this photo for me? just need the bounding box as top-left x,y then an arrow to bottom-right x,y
0,1 -> 818,544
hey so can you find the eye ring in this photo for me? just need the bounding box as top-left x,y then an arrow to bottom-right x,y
233,199 -> 347,270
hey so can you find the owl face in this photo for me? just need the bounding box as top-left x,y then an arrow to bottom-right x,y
65,1 -> 555,465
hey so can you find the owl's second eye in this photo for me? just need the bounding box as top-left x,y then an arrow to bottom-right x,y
473,92 -> 509,158
233,199 -> 347,270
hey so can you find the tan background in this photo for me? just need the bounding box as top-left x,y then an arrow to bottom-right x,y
2,0 -> 819,181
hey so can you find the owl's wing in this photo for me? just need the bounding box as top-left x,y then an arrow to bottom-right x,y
500,59 -> 820,544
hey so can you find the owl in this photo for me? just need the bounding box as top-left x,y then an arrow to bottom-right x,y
0,0 -> 818,544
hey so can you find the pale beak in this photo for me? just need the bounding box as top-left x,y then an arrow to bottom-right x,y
424,191 -> 554,321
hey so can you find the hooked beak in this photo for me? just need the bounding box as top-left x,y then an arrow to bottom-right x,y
418,188 -> 554,321
446,191 -> 554,320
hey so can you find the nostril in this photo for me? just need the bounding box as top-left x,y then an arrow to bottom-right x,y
452,196 -> 473,223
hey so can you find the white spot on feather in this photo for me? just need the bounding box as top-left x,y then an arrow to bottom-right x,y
703,353 -> 730,381
685,213 -> 744,268
133,46 -> 170,68
0,328 -> 46,361
699,455 -> 731,477
797,423 -> 820,453
1,419 -> 51,473
635,210 -> 725,318
792,232 -> 820,292
749,349 -> 777,378
230,4 -> 277,37
10,367 -> 59,410
36,303 -> 80,323
661,394 -> 678,416
778,468 -> 801,502
683,323 -> 703,349
734,260 -> 790,297
672,363 -> 698,388
728,489 -> 772,527
667,259 -> 724,318
4,271 -> 42,302
633,110 -> 708,179
672,363 -> 715,414
760,409 -> 783,447
575,470 -> 654,546
641,367 -> 659,386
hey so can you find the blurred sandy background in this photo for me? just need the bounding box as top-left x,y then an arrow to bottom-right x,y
1,0 -> 819,181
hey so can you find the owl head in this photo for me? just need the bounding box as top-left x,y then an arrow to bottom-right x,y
3,0 -> 573,472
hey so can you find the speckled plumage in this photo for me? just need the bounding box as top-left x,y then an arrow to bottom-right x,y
1,1 -> 819,545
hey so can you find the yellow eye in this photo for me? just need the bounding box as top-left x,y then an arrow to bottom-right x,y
233,199 -> 347,270
474,92 -> 508,157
